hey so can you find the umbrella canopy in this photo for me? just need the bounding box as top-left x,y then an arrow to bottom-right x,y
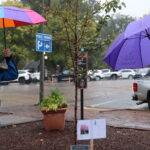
0,6 -> 47,27
0,6 -> 47,49
125,14 -> 150,38
104,14 -> 150,70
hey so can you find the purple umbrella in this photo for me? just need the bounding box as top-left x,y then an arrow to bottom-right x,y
104,14 -> 150,70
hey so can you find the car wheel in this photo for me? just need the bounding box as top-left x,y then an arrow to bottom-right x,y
111,75 -> 117,80
128,75 -> 133,80
19,77 -> 26,84
95,76 -> 101,81
26,80 -> 31,84
147,92 -> 150,110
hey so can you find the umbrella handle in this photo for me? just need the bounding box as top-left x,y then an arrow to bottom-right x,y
3,19 -> 6,49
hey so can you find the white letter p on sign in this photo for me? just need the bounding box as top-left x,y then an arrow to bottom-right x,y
38,40 -> 43,50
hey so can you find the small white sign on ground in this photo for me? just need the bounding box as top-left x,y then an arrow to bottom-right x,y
77,119 -> 106,140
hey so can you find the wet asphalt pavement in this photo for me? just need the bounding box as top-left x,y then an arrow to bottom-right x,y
0,79 -> 149,110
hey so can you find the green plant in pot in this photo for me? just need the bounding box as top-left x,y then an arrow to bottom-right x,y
39,88 -> 68,130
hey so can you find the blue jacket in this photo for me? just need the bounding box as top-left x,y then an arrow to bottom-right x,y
0,58 -> 18,82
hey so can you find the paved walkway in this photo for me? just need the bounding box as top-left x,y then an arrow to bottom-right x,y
0,105 -> 150,130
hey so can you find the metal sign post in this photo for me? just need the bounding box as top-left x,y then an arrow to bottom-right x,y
36,33 -> 52,103
80,89 -> 84,120
40,52 -> 44,103
77,48 -> 88,120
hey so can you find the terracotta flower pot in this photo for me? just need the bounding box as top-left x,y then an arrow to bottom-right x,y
42,108 -> 67,131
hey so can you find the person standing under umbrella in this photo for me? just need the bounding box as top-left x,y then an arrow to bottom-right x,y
0,49 -> 18,82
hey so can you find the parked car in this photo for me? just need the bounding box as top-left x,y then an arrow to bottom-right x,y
88,70 -> 96,81
132,76 -> 150,109
30,72 -> 40,82
92,70 -> 103,80
100,69 -> 111,78
134,68 -> 150,79
100,69 -> 121,80
88,70 -> 104,81
119,69 -> 136,79
52,70 -> 74,82
88,69 -> 121,80
16,70 -> 32,84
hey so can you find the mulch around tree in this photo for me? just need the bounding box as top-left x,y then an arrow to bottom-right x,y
0,121 -> 150,150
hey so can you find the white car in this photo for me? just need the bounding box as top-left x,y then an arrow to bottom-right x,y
100,69 -> 111,78
87,70 -> 96,81
88,70 -> 103,81
132,77 -> 150,109
119,69 -> 136,79
98,69 -> 121,80
93,70 -> 104,80
16,70 -> 32,84
134,68 -> 150,79
31,72 -> 40,82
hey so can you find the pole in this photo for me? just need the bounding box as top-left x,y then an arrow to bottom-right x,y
74,0 -> 79,144
90,139 -> 94,150
80,89 -> 84,120
39,0 -> 45,103
3,19 -> 6,49
39,51 -> 44,103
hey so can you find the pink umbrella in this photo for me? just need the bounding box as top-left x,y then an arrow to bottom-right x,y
0,6 -> 47,48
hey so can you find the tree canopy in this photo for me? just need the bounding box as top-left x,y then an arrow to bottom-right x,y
0,0 -> 135,71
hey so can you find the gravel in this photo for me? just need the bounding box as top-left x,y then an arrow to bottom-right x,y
0,121 -> 150,150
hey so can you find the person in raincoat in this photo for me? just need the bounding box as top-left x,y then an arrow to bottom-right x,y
0,49 -> 18,82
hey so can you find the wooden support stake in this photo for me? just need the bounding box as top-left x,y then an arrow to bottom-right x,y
90,139 -> 94,150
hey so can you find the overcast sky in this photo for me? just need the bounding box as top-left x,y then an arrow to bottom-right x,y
0,0 -> 150,18
117,0 -> 150,18
0,0 -> 6,4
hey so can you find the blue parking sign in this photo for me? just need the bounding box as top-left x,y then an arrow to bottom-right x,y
36,33 -> 52,52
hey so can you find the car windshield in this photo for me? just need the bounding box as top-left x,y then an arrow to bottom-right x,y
92,70 -> 102,74
18,71 -> 26,74
102,69 -> 109,73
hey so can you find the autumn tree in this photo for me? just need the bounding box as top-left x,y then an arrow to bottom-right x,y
43,0 -> 125,143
